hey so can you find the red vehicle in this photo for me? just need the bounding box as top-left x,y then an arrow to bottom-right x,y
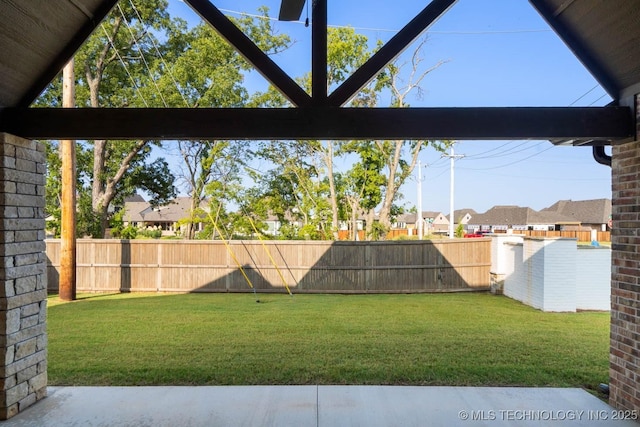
464,230 -> 491,238
464,233 -> 484,238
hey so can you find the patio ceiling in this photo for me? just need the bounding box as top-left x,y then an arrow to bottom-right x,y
0,0 -> 637,144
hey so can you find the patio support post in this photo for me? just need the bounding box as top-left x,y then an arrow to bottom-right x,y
0,134 -> 47,419
609,93 -> 640,412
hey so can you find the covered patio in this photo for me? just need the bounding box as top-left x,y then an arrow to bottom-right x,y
0,0 -> 639,421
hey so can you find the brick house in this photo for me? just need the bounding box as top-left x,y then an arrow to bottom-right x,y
467,205 -> 579,233
541,198 -> 611,232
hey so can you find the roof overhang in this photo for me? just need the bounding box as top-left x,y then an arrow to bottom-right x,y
0,0 -> 638,145
529,0 -> 640,101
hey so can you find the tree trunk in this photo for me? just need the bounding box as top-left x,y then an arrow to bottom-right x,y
365,208 -> 376,241
325,141 -> 339,240
376,140 -> 403,229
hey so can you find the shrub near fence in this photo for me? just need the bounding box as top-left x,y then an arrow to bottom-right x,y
45,239 -> 491,294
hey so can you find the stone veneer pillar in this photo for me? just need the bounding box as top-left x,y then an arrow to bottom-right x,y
609,94 -> 640,412
0,133 -> 47,419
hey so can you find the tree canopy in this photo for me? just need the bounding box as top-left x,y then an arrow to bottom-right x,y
41,5 -> 448,241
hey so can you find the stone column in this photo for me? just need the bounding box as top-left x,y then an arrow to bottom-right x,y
0,134 -> 47,419
609,94 -> 640,412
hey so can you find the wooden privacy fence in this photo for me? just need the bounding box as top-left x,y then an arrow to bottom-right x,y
514,230 -> 610,242
45,239 -> 491,294
339,229 -> 611,242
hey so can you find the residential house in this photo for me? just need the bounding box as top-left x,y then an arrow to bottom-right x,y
264,212 -> 303,236
392,213 -> 417,233
467,205 -> 578,233
541,198 -> 611,231
422,211 -> 449,235
447,208 -> 477,233
123,197 -> 207,236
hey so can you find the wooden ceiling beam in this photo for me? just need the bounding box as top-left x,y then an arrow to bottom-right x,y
185,0 -> 312,107
328,0 -> 458,107
1,106 -> 632,142
312,0 -> 328,105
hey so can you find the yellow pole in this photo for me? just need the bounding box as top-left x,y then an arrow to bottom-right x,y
244,213 -> 293,296
208,213 -> 254,290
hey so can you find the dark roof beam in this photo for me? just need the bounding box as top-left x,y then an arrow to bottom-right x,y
1,106 -> 631,141
185,0 -> 312,107
312,0 -> 328,105
328,0 -> 457,107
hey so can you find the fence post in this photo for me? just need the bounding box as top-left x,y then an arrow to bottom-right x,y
156,242 -> 162,292
225,242 -> 230,292
364,243 -> 371,292
89,241 -> 95,292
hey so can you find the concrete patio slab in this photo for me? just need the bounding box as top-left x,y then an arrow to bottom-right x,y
3,386 -> 638,426
318,386 -> 639,426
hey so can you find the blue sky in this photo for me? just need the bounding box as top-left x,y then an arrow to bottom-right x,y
165,0 -> 612,215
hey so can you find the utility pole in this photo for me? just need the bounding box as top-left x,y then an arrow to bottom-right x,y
60,59 -> 76,301
444,145 -> 464,239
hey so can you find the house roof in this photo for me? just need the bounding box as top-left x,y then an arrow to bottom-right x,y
0,0 -> 636,144
469,205 -> 577,226
541,198 -> 611,224
123,197 -> 207,223
124,194 -> 146,203
421,211 -> 444,220
396,213 -> 417,224
122,202 -> 148,223
447,208 -> 477,222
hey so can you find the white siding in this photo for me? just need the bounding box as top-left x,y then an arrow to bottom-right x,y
541,238 -> 577,312
504,237 -> 590,311
576,247 -> 611,311
490,234 -> 524,275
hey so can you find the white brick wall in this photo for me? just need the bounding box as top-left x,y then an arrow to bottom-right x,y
490,234 -> 523,275
540,238 -> 576,312
501,237 -> 609,312
576,247 -> 611,311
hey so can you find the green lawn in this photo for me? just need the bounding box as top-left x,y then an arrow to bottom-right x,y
47,292 -> 610,391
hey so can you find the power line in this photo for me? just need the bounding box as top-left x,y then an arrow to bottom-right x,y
454,82 -> 609,165
459,145 -> 555,171
568,84 -> 598,106
216,7 -> 552,35
129,0 -> 191,107
464,141 -> 542,160
100,24 -> 149,107
589,93 -> 610,106
118,3 -> 168,107
458,169 -> 608,181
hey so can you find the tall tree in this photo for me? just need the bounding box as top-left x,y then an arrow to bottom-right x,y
39,0 -> 179,237
373,38 -> 449,232
335,38 -> 448,239
159,8 -> 292,239
258,27 -> 373,239
313,28 -> 373,239
251,139 -> 331,239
